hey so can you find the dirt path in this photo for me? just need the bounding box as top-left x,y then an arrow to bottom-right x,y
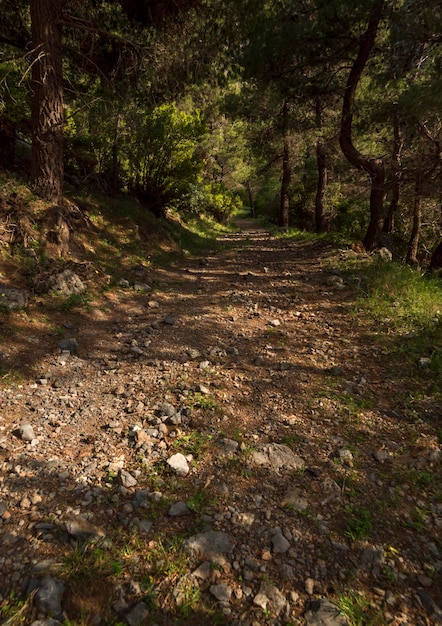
0,222 -> 441,625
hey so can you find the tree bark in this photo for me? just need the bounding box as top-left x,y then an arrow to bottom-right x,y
430,239 -> 442,271
339,0 -> 385,251
314,96 -> 327,232
384,105 -> 402,232
30,0 -> 64,202
406,173 -> 423,266
246,180 -> 255,218
315,139 -> 327,232
279,101 -> 291,229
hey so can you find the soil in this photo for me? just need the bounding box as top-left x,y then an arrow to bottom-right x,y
0,219 -> 441,625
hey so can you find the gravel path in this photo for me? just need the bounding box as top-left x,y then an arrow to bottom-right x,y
0,221 -> 441,625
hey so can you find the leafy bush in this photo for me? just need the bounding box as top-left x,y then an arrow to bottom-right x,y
181,182 -> 242,222
122,103 -> 206,206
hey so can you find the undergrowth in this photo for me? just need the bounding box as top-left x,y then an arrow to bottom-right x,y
345,258 -> 442,376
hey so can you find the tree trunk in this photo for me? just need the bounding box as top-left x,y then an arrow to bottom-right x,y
430,240 -> 442,271
364,168 -> 386,250
338,0 -> 385,251
246,180 -> 255,218
314,96 -> 327,232
279,101 -> 291,229
315,139 -> 327,232
384,105 -> 402,232
406,173 -> 423,266
109,111 -> 122,196
30,0 -> 64,202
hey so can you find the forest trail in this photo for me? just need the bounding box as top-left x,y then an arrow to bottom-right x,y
0,220 -> 441,625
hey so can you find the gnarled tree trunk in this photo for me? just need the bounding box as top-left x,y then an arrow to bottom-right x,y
339,0 -> 385,251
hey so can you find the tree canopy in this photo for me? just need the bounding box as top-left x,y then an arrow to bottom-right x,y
1,0 -> 441,263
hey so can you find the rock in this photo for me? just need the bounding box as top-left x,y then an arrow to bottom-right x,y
218,438 -> 240,455
328,366 -> 344,377
253,581 -> 286,617
167,453 -> 190,476
163,314 -> 176,325
158,402 -> 177,417
305,577 -> 315,594
187,348 -> 201,359
417,589 -> 442,620
361,546 -> 385,569
419,357 -> 431,368
373,449 -> 389,463
304,598 -> 349,625
119,469 -> 137,488
269,319 -> 281,327
118,278 -> 130,288
251,443 -> 305,471
65,515 -> 105,541
271,529 -> 290,554
184,530 -> 235,561
192,561 -> 211,580
375,247 -> 393,261
133,282 -> 151,292
16,422 -> 35,442
134,519 -> 153,534
321,478 -> 342,504
51,270 -> 85,295
196,384 -> 210,394
281,488 -> 309,512
338,448 -> 353,467
0,285 -> 28,310
58,338 -> 78,353
31,620 -> 63,626
168,501 -> 192,516
125,601 -> 150,626
32,576 -> 65,619
210,583 -> 233,604
324,275 -> 344,287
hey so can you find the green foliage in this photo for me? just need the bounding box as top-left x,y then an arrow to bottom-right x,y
0,59 -> 31,123
182,182 -> 243,222
348,259 -> 442,375
122,102 -> 206,201
336,591 -> 383,626
333,199 -> 368,240
172,431 -> 213,460
50,291 -> 93,313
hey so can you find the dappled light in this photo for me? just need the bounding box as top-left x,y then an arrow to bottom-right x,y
0,221 -> 441,624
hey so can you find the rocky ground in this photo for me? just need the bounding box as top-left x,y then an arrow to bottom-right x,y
0,221 -> 441,625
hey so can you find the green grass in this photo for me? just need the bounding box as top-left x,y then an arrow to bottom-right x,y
340,258 -> 442,380
187,391 -> 220,411
344,505 -> 373,541
336,590 -> 385,626
172,431 -> 213,460
49,291 -> 93,312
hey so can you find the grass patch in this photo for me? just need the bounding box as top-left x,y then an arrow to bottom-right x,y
49,291 -> 93,312
336,590 -> 385,626
344,258 -> 442,374
344,505 -> 373,541
172,431 -> 213,460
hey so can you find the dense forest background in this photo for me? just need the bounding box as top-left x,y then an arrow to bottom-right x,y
1,0 -> 442,266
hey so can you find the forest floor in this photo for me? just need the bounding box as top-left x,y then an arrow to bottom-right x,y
0,218 -> 441,625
